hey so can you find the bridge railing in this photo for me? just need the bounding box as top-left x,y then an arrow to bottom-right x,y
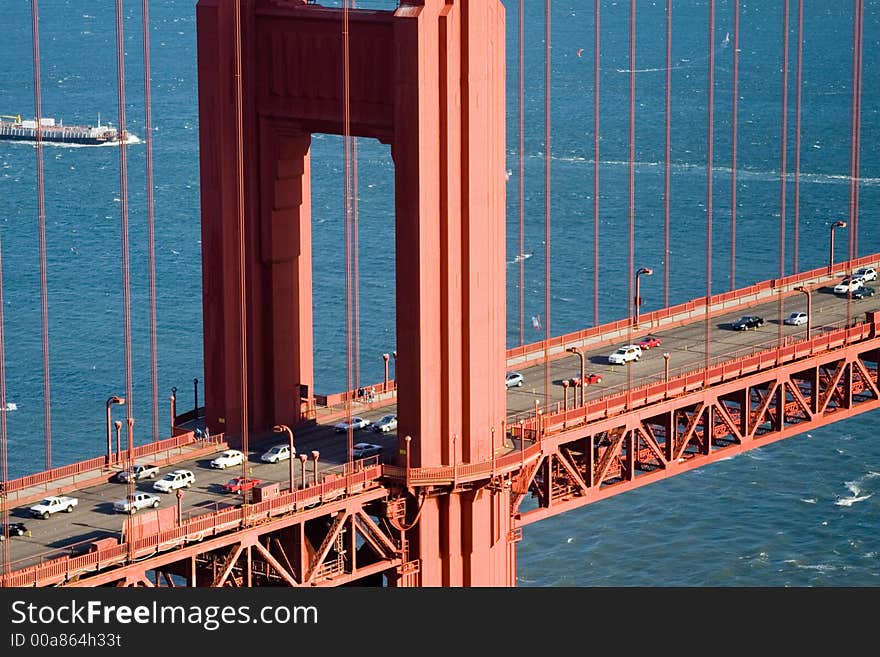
505,254 -> 880,370
0,461 -> 385,587
0,430 -> 224,496
511,313 -> 879,437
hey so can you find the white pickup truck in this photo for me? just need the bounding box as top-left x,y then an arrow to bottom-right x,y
29,495 -> 78,519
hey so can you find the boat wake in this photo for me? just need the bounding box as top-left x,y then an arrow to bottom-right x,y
507,252 -> 533,266
835,471 -> 879,507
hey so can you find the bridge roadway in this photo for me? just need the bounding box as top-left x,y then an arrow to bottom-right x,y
2,274 -> 877,572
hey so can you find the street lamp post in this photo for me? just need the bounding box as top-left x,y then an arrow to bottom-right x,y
311,450 -> 320,487
829,220 -> 847,273
114,420 -> 122,464
105,396 -> 124,464
170,387 -> 177,434
273,424 -> 295,493
391,351 -> 398,391
382,353 -> 390,392
634,267 -> 654,328
663,352 -> 670,382
566,347 -> 586,407
298,453 -> 308,490
795,286 -> 812,340
562,379 -> 570,411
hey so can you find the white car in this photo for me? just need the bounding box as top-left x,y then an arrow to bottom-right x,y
834,276 -> 864,294
505,372 -> 524,388
607,345 -> 642,365
113,492 -> 161,514
260,444 -> 293,463
153,469 -> 195,492
334,416 -> 371,433
784,311 -> 808,326
854,266 -> 877,281
372,414 -> 398,433
210,449 -> 244,469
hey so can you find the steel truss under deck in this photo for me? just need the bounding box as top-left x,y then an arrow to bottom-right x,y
64,489 -> 408,587
512,329 -> 880,526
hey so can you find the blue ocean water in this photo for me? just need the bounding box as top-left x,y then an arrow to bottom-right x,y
0,0 -> 877,586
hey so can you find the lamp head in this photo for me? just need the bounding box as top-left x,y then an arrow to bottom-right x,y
833,220 -> 847,229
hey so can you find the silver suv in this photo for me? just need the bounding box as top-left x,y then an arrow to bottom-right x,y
152,469 -> 195,493
607,344 -> 642,365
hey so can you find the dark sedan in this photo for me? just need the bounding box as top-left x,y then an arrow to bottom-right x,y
0,522 -> 31,540
731,315 -> 764,330
851,286 -> 875,300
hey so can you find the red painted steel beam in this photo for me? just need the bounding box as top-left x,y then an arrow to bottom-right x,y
514,331 -> 880,526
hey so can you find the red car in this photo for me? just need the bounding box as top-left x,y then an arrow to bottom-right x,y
638,336 -> 662,349
223,476 -> 263,494
570,373 -> 602,386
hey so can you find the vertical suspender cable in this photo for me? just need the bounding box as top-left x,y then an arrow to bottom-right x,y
592,0 -> 600,327
705,0 -> 715,383
854,0 -> 862,257
519,0 -> 525,346
232,1 -> 250,493
352,2 -> 360,410
343,1 -> 354,462
792,0 -> 803,274
848,0 -> 863,263
846,0 -> 863,328
663,0 -> 671,309
730,0 -> 739,290
0,232 -> 7,572
32,0 -> 52,470
115,0 -> 135,461
778,0 -> 790,347
626,0 -> 635,405
353,140 -> 360,399
543,0 -> 552,406
142,0 -> 160,440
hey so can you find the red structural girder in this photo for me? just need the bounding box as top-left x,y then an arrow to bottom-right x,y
513,318 -> 880,526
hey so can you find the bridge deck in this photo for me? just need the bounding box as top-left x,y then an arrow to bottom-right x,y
2,260 -> 878,576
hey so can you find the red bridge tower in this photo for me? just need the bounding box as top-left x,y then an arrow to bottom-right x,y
196,0 -> 510,585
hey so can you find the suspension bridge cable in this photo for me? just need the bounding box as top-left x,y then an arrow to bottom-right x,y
142,0 -> 160,441
543,0 -> 552,407
519,0 -> 525,346
730,0 -> 739,290
778,0 -> 790,348
115,0 -> 135,460
343,0 -> 355,463
846,0 -> 863,329
848,0 -> 863,261
593,0 -> 600,328
626,0 -> 635,404
232,0 -> 250,503
792,0 -> 803,274
663,0 -> 671,309
31,0 -> 52,470
0,224 -> 8,574
705,0 -> 715,384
